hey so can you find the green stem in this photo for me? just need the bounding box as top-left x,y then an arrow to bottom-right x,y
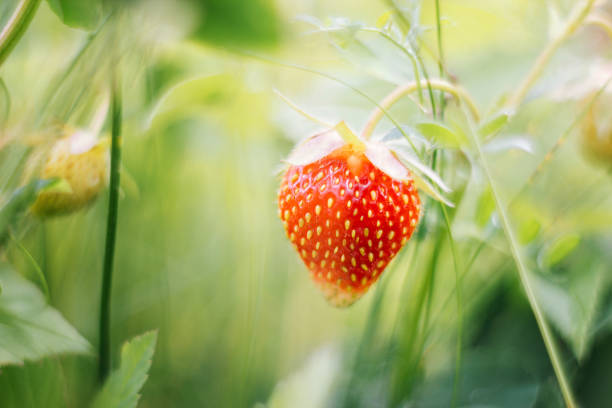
240,51 -> 426,158
98,72 -> 122,383
466,112 -> 577,408
440,204 -> 462,407
360,79 -> 480,140
0,0 -> 42,68
506,0 -> 596,109
434,0 -> 446,118
359,27 -> 424,105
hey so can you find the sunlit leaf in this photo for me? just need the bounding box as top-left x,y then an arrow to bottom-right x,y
46,0 -> 103,30
384,137 -> 452,192
483,136 -> 534,154
479,111 -> 512,138
413,175 -> 454,207
381,133 -> 454,206
0,78 -> 9,125
186,0 -> 280,47
415,121 -> 464,147
92,331 -> 158,408
517,216 -> 541,244
539,234 -> 581,269
475,187 -> 495,227
146,74 -> 234,129
376,11 -> 393,28
0,264 -> 91,366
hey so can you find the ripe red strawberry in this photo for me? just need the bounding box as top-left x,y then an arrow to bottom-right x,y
278,130 -> 421,307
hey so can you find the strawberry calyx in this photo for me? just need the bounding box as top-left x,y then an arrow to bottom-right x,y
284,121 -> 452,207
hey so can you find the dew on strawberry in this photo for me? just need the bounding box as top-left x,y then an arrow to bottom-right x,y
278,124 -> 423,307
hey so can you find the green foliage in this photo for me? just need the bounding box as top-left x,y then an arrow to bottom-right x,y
415,121 -> 464,148
479,111 -> 511,138
186,0 -> 280,47
46,0 -> 103,30
92,331 -> 158,408
0,263 -> 91,365
540,234 -> 581,269
0,179 -> 63,245
1,0 -> 612,407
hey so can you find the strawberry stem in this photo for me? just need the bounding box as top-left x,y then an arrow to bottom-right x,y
360,79 -> 480,140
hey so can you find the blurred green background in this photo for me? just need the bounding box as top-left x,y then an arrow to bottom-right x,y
1,0 -> 612,407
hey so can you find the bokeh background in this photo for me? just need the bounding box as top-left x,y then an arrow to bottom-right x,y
1,0 -> 612,407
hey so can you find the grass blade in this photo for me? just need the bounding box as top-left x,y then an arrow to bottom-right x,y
465,111 -> 577,408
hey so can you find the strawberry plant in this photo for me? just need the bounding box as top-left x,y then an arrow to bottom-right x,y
1,0 -> 612,407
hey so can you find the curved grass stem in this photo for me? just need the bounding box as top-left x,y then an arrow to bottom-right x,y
98,71 -> 122,383
506,0 -> 596,109
360,79 -> 480,140
585,13 -> 612,40
465,112 -> 577,408
0,0 -> 42,68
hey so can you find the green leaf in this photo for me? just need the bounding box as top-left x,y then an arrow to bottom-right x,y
375,11 -> 393,28
0,359 -> 67,408
475,187 -> 495,227
146,74 -> 235,129
479,111 -> 512,138
0,263 -> 91,366
517,217 -> 541,244
415,121 -> 463,147
92,331 -> 158,408
381,131 -> 454,206
540,234 -> 581,269
46,0 -> 103,30
0,78 -> 10,125
533,267 -> 606,360
186,0 -> 280,47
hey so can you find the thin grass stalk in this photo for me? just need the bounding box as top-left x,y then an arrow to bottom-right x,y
98,70 -> 122,383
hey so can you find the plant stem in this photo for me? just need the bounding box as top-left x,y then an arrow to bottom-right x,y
506,0 -> 596,109
585,13 -> 612,39
466,113 -> 577,408
0,0 -> 42,68
440,204 -> 462,407
360,79 -> 480,140
434,0 -> 446,118
98,72 -> 122,383
358,27 -> 424,105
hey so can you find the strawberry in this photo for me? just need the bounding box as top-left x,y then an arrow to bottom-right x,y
31,128 -> 108,217
581,92 -> 612,166
278,124 -> 421,307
